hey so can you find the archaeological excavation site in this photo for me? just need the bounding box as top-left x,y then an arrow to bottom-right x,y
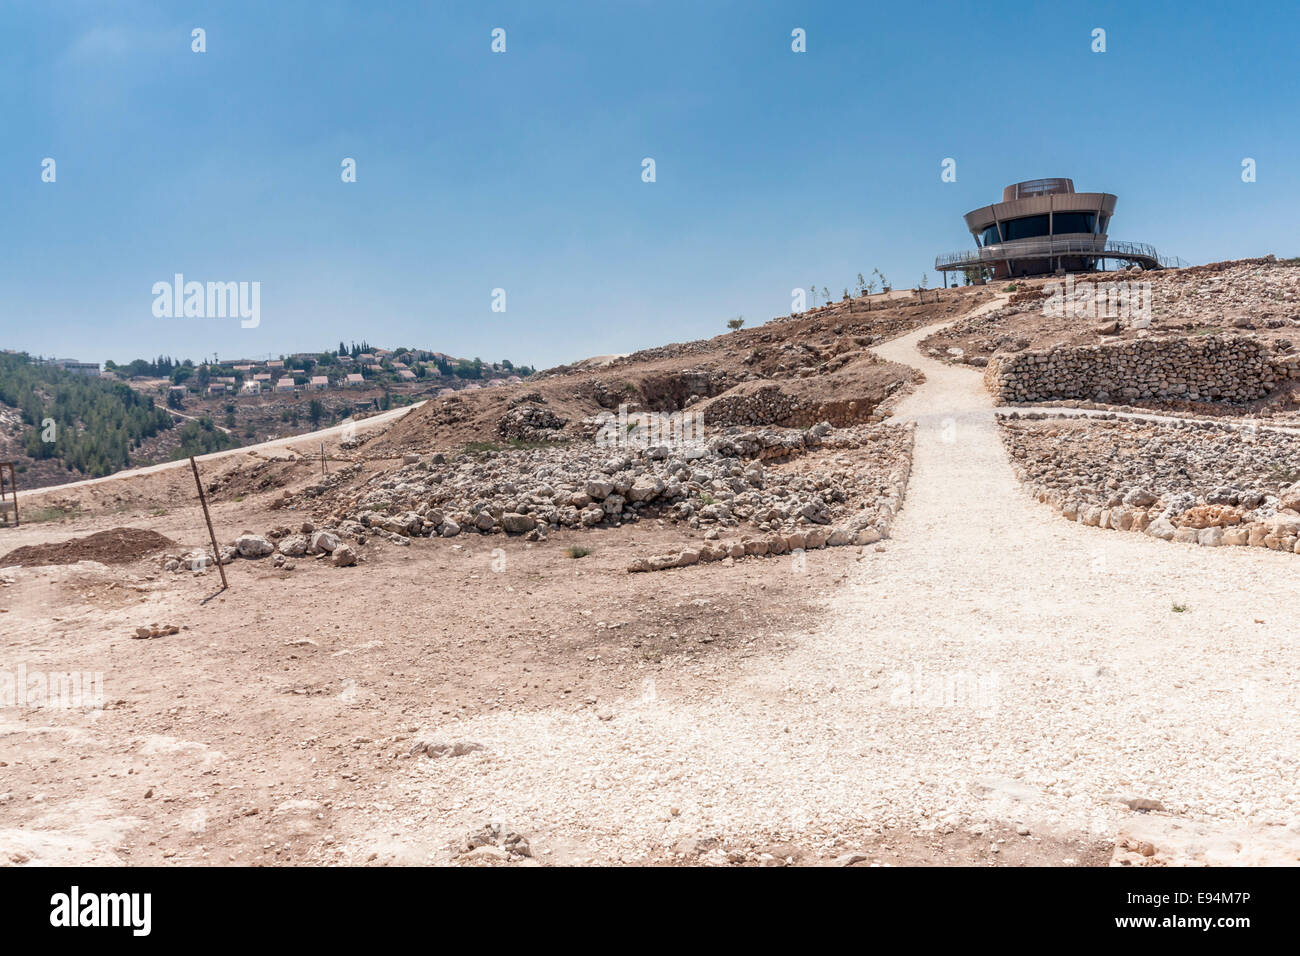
4,257 -> 1300,875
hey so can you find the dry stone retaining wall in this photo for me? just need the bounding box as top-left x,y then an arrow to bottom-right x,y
984,335 -> 1299,405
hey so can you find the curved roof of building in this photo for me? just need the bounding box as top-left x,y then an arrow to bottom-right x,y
963,189 -> 1117,234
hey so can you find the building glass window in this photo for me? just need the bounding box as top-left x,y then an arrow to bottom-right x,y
980,224 -> 1002,246
1001,214 -> 1051,241
1051,212 -> 1097,235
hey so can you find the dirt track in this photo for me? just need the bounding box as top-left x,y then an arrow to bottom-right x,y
12,401 -> 423,502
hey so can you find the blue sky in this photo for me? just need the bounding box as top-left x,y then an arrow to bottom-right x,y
3,0 -> 1297,369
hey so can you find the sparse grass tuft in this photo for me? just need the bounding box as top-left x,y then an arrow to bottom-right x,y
1172,602 -> 1189,613
566,545 -> 592,559
24,505 -> 82,524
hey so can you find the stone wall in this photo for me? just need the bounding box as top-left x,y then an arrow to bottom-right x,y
999,412 -> 1300,555
984,335 -> 1300,404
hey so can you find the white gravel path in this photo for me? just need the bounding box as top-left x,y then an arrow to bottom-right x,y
399,298 -> 1300,861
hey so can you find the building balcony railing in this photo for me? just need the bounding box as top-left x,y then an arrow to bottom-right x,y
936,238 -> 1184,271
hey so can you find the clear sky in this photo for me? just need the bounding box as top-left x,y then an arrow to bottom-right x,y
3,0 -> 1297,369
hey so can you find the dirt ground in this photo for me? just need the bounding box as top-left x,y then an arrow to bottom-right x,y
0,485 -> 1106,866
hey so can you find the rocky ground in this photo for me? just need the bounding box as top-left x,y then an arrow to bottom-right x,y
309,422 -> 906,569
96,420 -> 915,581
999,412 -> 1300,552
924,256 -> 1300,359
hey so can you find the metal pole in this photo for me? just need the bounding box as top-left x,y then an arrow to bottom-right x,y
1,463 -> 16,527
189,455 -> 229,590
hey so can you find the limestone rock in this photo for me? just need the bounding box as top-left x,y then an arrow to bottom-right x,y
235,534 -> 274,558
278,534 -> 309,557
310,530 -> 341,554
501,512 -> 537,534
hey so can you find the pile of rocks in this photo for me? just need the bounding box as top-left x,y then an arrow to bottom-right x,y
410,739 -> 485,758
699,383 -> 802,426
161,522 -> 361,573
460,822 -> 531,863
986,335 -> 1298,405
305,422 -> 913,548
1000,413 -> 1300,552
496,402 -> 568,442
162,423 -> 915,576
269,527 -> 360,567
628,426 -> 915,572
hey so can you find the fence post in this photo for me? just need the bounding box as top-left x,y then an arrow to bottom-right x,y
189,455 -> 229,590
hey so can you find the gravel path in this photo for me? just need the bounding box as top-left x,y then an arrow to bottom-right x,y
395,297 -> 1300,862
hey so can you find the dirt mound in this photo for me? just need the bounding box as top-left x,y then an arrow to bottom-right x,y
363,287 -> 993,457
0,527 -> 177,567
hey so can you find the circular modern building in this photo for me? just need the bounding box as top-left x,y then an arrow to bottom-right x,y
936,178 -> 1178,279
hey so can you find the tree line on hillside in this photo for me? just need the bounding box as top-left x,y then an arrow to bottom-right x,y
0,352 -> 178,477
101,345 -> 538,388
103,355 -> 187,378
340,344 -> 535,378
